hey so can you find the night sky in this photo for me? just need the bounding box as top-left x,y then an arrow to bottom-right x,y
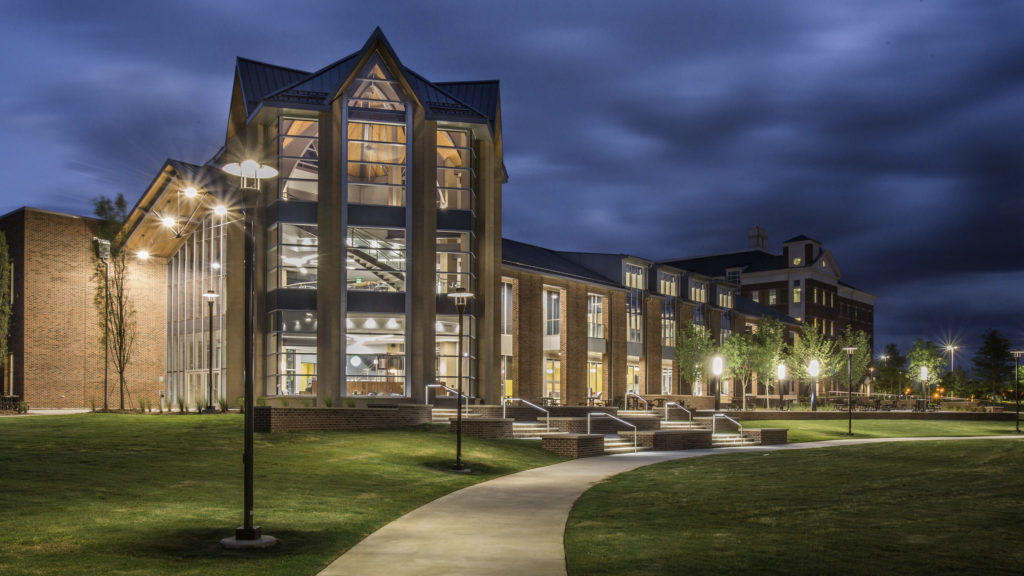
2,1 -> 1022,360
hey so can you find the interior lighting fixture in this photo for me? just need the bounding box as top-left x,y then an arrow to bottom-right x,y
211,262 -> 221,270
213,205 -> 228,216
184,186 -> 199,199
137,250 -> 150,260
161,216 -> 177,228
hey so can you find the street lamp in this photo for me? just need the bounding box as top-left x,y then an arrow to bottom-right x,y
1012,350 -> 1023,434
92,237 -> 111,411
777,363 -> 787,411
920,365 -> 928,409
808,359 -> 820,412
448,287 -> 475,472
843,347 -> 857,436
712,355 -> 724,411
203,291 -> 219,413
220,159 -> 277,549
945,344 -> 958,374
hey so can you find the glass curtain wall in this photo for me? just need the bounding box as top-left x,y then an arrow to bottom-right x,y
347,313 -> 407,395
167,213 -> 226,408
435,313 -> 476,397
587,294 -> 604,338
625,264 -> 645,344
267,311 -> 318,395
436,129 -> 473,211
347,227 -> 406,292
278,118 -> 319,201
346,53 -> 408,207
436,231 -> 473,294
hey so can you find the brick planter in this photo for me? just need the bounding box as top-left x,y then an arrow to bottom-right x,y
540,434 -> 605,458
449,418 -> 514,440
746,428 -> 788,445
254,404 -> 431,432
619,429 -> 713,450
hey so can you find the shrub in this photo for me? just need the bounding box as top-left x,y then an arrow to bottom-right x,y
218,397 -> 229,413
176,395 -> 185,413
138,399 -> 147,413
280,398 -> 290,407
345,398 -> 356,408
89,398 -> 96,412
323,397 -> 334,408
301,399 -> 312,408
16,401 -> 29,414
256,396 -> 268,407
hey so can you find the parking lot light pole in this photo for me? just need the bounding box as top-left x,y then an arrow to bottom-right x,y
1013,350 -> 1023,434
712,356 -> 723,411
843,347 -> 857,436
448,287 -> 474,472
203,291 -> 219,413
808,359 -> 820,412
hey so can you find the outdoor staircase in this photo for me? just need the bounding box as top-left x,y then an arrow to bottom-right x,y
512,420 -> 555,439
711,432 -> 759,447
617,409 -> 659,418
603,434 -> 651,454
431,408 -> 459,423
658,419 -> 708,431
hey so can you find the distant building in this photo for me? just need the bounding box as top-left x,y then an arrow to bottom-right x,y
662,226 -> 876,348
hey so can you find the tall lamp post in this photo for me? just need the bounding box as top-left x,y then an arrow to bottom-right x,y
1012,350 -> 1022,434
448,287 -> 474,472
220,159 -> 277,549
808,359 -> 820,411
93,238 -> 111,411
843,347 -> 857,436
777,363 -> 786,411
919,365 -> 928,410
945,344 -> 958,375
203,291 -> 219,413
712,355 -> 723,411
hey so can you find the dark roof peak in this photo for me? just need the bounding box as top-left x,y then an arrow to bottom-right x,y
783,234 -> 820,244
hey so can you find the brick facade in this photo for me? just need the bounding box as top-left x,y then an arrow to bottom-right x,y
540,433 -> 605,458
254,404 -> 431,432
449,417 -> 513,440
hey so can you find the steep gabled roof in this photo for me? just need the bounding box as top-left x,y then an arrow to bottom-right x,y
236,57 -> 310,117
436,80 -> 500,131
783,234 -> 819,244
661,250 -> 784,277
502,239 -> 622,288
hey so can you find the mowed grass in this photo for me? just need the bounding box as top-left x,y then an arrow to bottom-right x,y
0,414 -> 564,576
746,418 -> 1018,442
566,440 -> 1024,576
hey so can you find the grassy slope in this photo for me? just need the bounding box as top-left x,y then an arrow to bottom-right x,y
0,414 -> 564,576
745,418 -> 1017,442
566,440 -> 1024,576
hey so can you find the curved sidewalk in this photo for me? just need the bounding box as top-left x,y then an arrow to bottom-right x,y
318,436 -> 1022,576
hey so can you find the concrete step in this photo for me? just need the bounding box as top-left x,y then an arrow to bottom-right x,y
430,408 -> 468,423
603,435 -> 651,454
618,410 -> 659,418
512,421 -> 556,439
711,433 -> 759,447
659,420 -> 708,430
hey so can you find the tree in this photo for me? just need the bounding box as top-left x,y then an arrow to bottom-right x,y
675,320 -> 716,395
752,317 -> 788,405
0,231 -> 11,395
972,329 -> 1014,401
874,343 -> 907,395
836,326 -> 872,393
906,340 -> 944,398
942,366 -> 970,398
92,194 -> 136,410
720,331 -> 756,409
792,324 -> 838,398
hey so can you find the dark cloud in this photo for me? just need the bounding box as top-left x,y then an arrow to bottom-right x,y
1,0 -> 1022,356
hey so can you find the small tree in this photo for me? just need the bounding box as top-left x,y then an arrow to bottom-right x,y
676,320 -> 716,395
836,326 -> 872,393
92,194 -> 136,410
792,324 -> 838,397
874,343 -> 907,395
752,317 -> 787,401
906,339 -> 944,398
971,329 -> 1014,401
721,331 -> 756,409
0,231 -> 11,395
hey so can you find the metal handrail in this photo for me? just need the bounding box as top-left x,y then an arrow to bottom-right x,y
587,412 -> 637,454
712,413 -> 743,435
425,383 -> 470,417
625,392 -> 648,410
664,401 -> 692,422
502,397 -> 551,432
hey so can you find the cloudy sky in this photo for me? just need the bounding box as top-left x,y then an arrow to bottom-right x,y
1,0 -> 1022,359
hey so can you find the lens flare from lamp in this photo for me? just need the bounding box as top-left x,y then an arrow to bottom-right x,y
137,250 -> 150,260
183,186 -> 199,198
213,205 -> 228,216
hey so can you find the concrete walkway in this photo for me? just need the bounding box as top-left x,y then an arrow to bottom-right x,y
318,436 -> 1023,576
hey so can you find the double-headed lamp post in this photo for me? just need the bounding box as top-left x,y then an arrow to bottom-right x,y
946,344 -> 958,374
203,291 -> 219,413
843,347 -> 857,436
712,355 -> 724,411
777,363 -> 787,411
448,287 -> 474,472
1012,350 -> 1023,434
220,158 -> 277,549
808,359 -> 820,411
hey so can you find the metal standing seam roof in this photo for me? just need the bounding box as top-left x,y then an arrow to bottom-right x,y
661,250 -> 784,277
502,239 -> 623,288
436,80 -> 500,130
236,58 -> 312,117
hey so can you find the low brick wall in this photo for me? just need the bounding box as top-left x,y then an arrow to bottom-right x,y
254,404 -> 432,432
620,429 -> 713,450
449,418 -> 513,440
540,434 -> 605,458
469,405 -> 620,421
746,428 -> 788,445
548,416 -> 660,435
698,410 -> 1016,422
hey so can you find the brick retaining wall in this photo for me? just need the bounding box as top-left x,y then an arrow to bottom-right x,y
449,418 -> 513,440
619,429 -> 713,450
469,405 -> 620,421
746,428 -> 788,445
540,434 -> 605,458
254,404 -> 431,432
698,410 -> 1015,422
549,416 -> 661,434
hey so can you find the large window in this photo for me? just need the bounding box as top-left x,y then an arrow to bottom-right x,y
268,223 -> 318,290
626,363 -> 640,395
659,271 -> 678,297
278,117 -> 319,202
544,359 -> 561,403
718,288 -> 733,309
166,213 -> 225,408
587,294 -> 604,338
625,263 -> 645,344
690,279 -> 708,303
436,231 -> 473,295
266,311 -> 317,396
347,227 -> 406,292
588,361 -> 603,398
662,298 -> 676,347
347,313 -> 406,396
544,289 -> 561,336
436,312 -> 476,397
437,129 -> 473,211
501,281 -> 514,336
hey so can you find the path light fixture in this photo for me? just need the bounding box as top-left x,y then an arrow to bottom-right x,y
448,287 -> 475,472
203,291 -> 219,413
777,363 -> 787,410
843,347 -> 857,436
712,355 -> 724,411
220,159 -> 277,549
1012,350 -> 1023,434
808,359 -> 820,412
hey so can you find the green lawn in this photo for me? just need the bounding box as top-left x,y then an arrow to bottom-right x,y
0,414 -> 564,576
745,418 -> 1018,442
566,440 -> 1024,576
